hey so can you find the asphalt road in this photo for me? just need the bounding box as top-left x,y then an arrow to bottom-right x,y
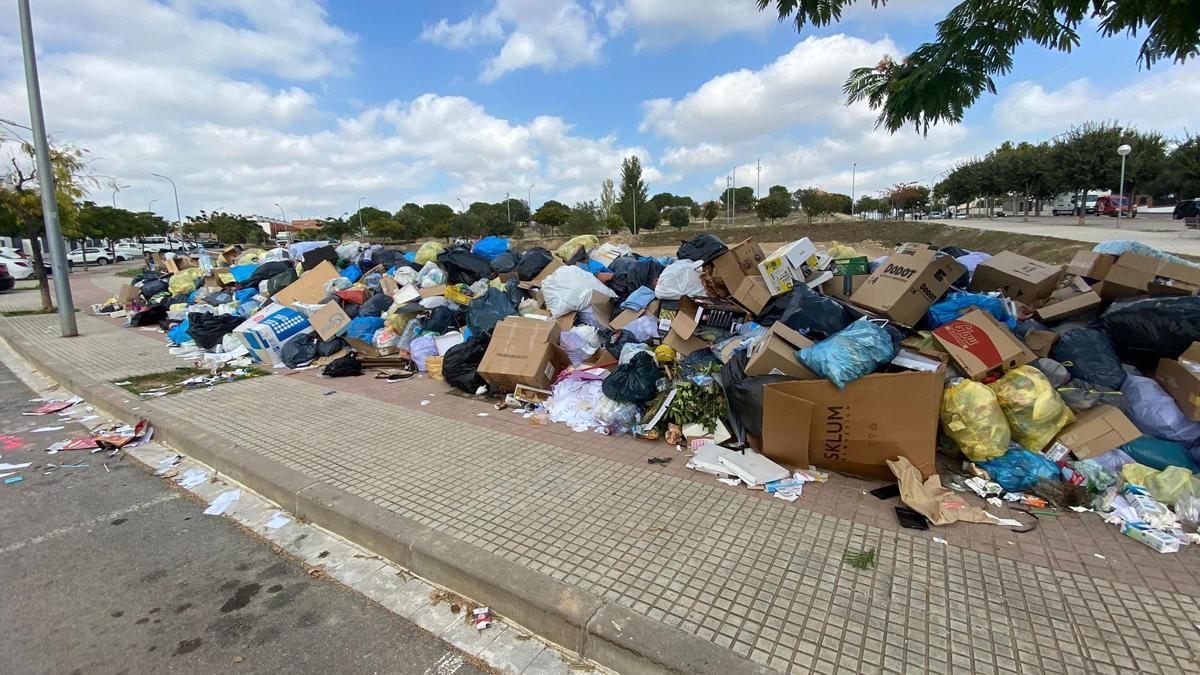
0,359 -> 487,675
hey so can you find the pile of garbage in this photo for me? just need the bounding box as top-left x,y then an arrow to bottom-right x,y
98,233 -> 1200,553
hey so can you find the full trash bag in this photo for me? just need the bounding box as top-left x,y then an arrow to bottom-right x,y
560,325 -> 602,365
322,353 -> 362,377
676,234 -> 728,263
243,261 -> 291,289
185,312 -> 243,350
779,285 -> 853,339
1146,466 -> 1200,506
409,335 -> 438,371
608,259 -> 664,304
1098,296 -> 1200,369
1118,436 -> 1200,473
556,235 -> 599,263
718,350 -> 795,444
541,265 -> 616,317
265,266 -> 298,297
988,365 -> 1075,452
1050,328 -> 1126,390
601,351 -> 660,404
415,241 -> 445,265
798,319 -> 897,389
1058,378 -> 1119,412
927,291 -> 1016,329
655,260 -> 706,300
977,447 -> 1060,492
359,292 -> 395,317
490,251 -> 518,274
346,316 -> 385,342
167,318 -> 191,345
416,261 -> 446,288
140,279 -> 168,300
940,379 -> 1010,461
1117,374 -> 1200,447
515,247 -> 554,281
168,268 -> 206,296
467,287 -> 515,336
472,236 -> 509,261
280,333 -> 318,368
437,250 -> 493,285
592,394 -> 641,434
442,336 -> 489,393
423,306 -> 459,334
1031,358 -> 1070,388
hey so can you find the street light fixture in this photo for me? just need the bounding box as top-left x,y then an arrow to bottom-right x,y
851,163 -> 857,218
527,185 -> 535,223
112,184 -> 131,208
1117,144 -> 1132,227
274,202 -> 286,221
150,172 -> 183,232
356,197 -> 365,237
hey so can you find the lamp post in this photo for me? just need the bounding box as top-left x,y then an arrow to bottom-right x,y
850,163 -> 857,218
150,173 -> 182,234
274,202 -> 286,221
112,184 -> 130,208
1117,144 -> 1132,227
527,185 -> 535,222
356,197 -> 365,237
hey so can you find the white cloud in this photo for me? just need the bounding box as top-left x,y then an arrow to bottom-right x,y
662,143 -> 733,169
615,0 -> 775,46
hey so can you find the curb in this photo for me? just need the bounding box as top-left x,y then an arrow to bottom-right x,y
0,324 -> 773,675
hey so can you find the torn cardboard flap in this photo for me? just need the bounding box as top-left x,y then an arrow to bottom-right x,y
1149,261 -> 1200,296
610,299 -> 661,330
730,276 -> 771,315
1035,290 -> 1102,322
1100,252 -> 1163,299
1055,404 -> 1140,460
273,260 -> 339,307
1156,342 -> 1200,421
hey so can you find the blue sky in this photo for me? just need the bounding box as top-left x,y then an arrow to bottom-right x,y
0,0 -> 1195,221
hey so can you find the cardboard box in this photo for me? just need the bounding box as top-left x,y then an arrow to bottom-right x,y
745,323 -> 817,378
1149,261 -> 1200,296
308,302 -> 351,340
1035,291 -> 1102,322
710,238 -> 766,293
556,291 -> 614,331
233,303 -> 313,366
300,245 -> 338,271
418,284 -> 446,299
821,273 -> 869,301
1156,342 -> 1200,421
761,367 -> 945,480
610,299 -> 660,330
1054,404 -> 1141,459
220,246 -> 240,265
757,238 -> 817,296
117,284 -> 140,305
1065,251 -> 1117,280
850,243 -> 965,327
1023,329 -> 1060,358
661,297 -> 750,356
969,251 -> 1063,302
272,261 -> 340,307
478,317 -> 571,391
730,275 -> 771,315
1099,252 -> 1162,299
529,257 -> 564,288
345,337 -> 398,358
380,276 -> 399,297
932,308 -> 1034,379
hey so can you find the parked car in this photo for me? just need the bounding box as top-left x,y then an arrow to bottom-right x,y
1095,195 -> 1137,218
0,263 -> 14,292
994,210 -> 1007,217
115,243 -> 149,260
0,253 -> 35,280
123,236 -> 186,253
66,247 -> 114,266
1173,199 -> 1200,220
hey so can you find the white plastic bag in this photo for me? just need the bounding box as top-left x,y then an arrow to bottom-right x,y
394,266 -> 419,286
655,260 -> 706,299
417,262 -> 446,288
541,265 -> 616,318
624,315 -> 660,342
336,240 -> 365,262
619,343 -> 652,365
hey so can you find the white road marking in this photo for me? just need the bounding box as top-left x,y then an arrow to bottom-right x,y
424,651 -> 464,675
0,492 -> 180,555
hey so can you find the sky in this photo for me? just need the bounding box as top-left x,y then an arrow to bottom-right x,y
0,0 -> 1197,223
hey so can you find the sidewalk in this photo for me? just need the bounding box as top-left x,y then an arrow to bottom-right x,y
4,279 -> 1200,674
938,217 -> 1200,256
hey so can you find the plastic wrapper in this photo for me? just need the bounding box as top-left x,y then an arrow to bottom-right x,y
1146,465 -> 1200,506
592,394 -> 641,435
373,327 -> 400,349
939,379 -> 1010,462
927,291 -> 1016,329
988,365 -> 1075,452
409,335 -> 438,371
623,315 -> 661,342
655,260 -> 706,300
1117,374 -> 1200,447
1176,493 -> 1200,531
1068,459 -> 1118,493
1093,239 -> 1196,267
1098,296 -> 1200,369
977,447 -> 1060,492
1121,462 -> 1160,487
1050,328 -> 1125,390
541,265 -> 616,317
555,235 -> 599,263
798,319 -> 897,389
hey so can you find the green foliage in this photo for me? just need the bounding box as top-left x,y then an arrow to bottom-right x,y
842,547 -> 877,570
888,183 -> 931,213
795,188 -> 846,222
650,192 -> 696,212
448,212 -> 484,239
420,203 -> 455,227
755,192 -> 792,223
599,179 -> 617,219
186,212 -> 266,245
563,201 -> 600,236
667,207 -> 690,230
319,216 -> 355,241
617,155 -> 653,234
701,200 -> 720,224
768,184 -> 790,197
666,376 -> 725,433
602,213 -> 628,233
719,186 -> 754,210
533,199 -> 571,230
1154,134 -> 1200,199
854,195 -> 889,218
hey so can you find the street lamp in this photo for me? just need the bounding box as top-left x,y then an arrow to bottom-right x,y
112,184 -> 131,208
456,198 -> 466,213
274,202 -> 286,221
1117,144 -> 1132,226
150,173 -> 183,233
851,162 -> 857,218
356,197 -> 365,237
505,192 -> 511,223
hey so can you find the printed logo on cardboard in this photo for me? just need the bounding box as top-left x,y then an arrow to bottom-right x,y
933,319 -> 1001,365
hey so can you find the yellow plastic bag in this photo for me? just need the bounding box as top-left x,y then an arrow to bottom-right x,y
826,242 -> 858,260
940,379 -> 1010,461
1122,462 -> 1160,488
385,305 -> 415,333
167,268 -> 205,296
555,235 -> 599,262
1146,465 -> 1200,506
234,249 -> 265,266
988,365 -> 1075,452
488,277 -> 508,291
415,241 -> 445,265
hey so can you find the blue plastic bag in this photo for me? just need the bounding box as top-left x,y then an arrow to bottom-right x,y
472,236 -> 510,262
234,287 -> 258,304
340,263 -> 363,283
404,251 -> 417,262
797,319 -> 897,389
1118,436 -> 1200,473
168,318 -> 191,345
346,316 -> 385,341
977,447 -> 1060,491
579,259 -> 612,275
927,291 -> 1016,329
229,264 -> 257,283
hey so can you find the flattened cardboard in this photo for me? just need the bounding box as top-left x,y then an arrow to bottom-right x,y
610,299 -> 660,330
762,368 -> 945,480
1065,251 -> 1117,280
1149,261 -> 1200,296
309,302 -> 351,340
850,243 -> 964,326
418,284 -> 446,299
1035,291 -> 1102,322
1023,329 -> 1060,358
969,251 -> 1063,302
1100,252 -> 1162,298
117,284 -> 140,305
478,316 -> 570,391
300,245 -> 338,271
380,276 -> 399,296
745,323 -> 817,378
1155,342 -> 1200,421
730,275 -> 771,315
932,308 -> 1034,379
1055,404 -> 1141,459
273,260 -> 339,307
710,238 -> 765,293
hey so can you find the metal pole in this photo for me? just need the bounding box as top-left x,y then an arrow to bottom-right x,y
1118,155 -> 1128,228
151,173 -> 182,232
851,163 -> 857,218
756,158 -> 761,201
505,192 -> 511,223
275,202 -> 286,221
18,0 -> 76,336
731,167 -> 736,223
527,185 -> 534,223
356,196 -> 365,237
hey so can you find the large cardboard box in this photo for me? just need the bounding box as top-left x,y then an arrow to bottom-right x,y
932,308 -> 1034,379
757,238 -> 817,296
1156,342 -> 1200,421
710,238 -> 766,294
272,261 -> 339,307
117,284 -> 140,305
745,323 -> 817,378
1149,261 -> 1200,296
1065,251 -> 1117,280
1035,290 -> 1102,322
220,246 -> 240,265
730,275 -> 771,315
821,273 -> 869,301
661,297 -> 750,356
761,368 -> 945,480
851,243 -> 965,326
1055,404 -> 1141,460
309,302 -> 351,340
233,303 -> 313,366
478,317 -> 570,391
969,251 -> 1063,302
1099,252 -> 1162,299
610,299 -> 660,330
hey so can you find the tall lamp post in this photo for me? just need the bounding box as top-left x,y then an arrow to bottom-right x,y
150,173 -> 182,233
527,185 -> 535,223
850,162 -> 857,218
355,197 -> 365,237
1117,144 -> 1132,227
112,184 -> 131,208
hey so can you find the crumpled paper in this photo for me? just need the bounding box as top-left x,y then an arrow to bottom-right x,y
886,456 -> 993,526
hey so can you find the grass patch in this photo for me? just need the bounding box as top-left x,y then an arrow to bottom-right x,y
1,307 -> 79,317
115,267 -> 146,278
115,365 -> 268,397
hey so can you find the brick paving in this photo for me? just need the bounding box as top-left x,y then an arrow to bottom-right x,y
4,272 -> 1200,673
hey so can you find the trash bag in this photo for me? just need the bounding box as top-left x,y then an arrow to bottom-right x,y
415,241 -> 445,265
655,260 -> 706,300
243,260 -> 291,288
372,249 -> 407,270
467,287 -> 515,336
490,251 -> 518,274
234,249 -> 265,266
472,236 -> 509,261
1058,378 -> 1119,412
927,291 -> 1016,329
346,316 -> 385,342
1098,296 -> 1200,369
340,263 -> 363,284
1117,374 -> 1200,447
798,319 -> 897,389
1118,436 -> 1200,473
624,315 -> 660,342
317,336 -> 347,357
516,247 -> 554,281
719,350 -> 794,444
437,250 -> 493,285
1121,462 -> 1160,487
676,234 -> 727,263
560,325 -> 602,365
541,265 -> 616,317
409,335 -> 438,371
602,351 -> 660,404
1050,328 -> 1125,390
556,235 -> 599,262
416,261 -> 446,288
129,303 -> 168,326
265,266 -> 298,297
322,353 -> 362,377
1030,358 -> 1070,388
358,292 -> 395,318
608,259 -> 664,303
779,285 -> 853,339
592,394 -> 641,434
423,306 -> 459,334
443,336 -> 489,393
167,318 -> 191,345
185,312 -> 244,350
977,447 -> 1061,492
1146,465 -> 1200,506
167,268 -> 205,296
940,379 -> 1010,462
988,365 -> 1075,452
280,333 -> 319,368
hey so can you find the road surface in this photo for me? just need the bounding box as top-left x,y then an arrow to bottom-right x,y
929,213 -> 1200,256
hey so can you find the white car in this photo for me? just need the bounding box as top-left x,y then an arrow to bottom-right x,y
0,254 -> 35,279
66,247 -> 121,266
115,243 -> 149,259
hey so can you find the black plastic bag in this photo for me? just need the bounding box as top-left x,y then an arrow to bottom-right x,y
491,251 -> 518,274
516,248 -> 554,281
423,305 -> 459,334
437,250 -> 493,285
603,328 -> 640,356
322,353 -> 362,377
777,285 -> 853,339
343,302 -> 360,319
443,336 -> 490,393
601,351 -> 660,404
358,292 -> 395,317
265,266 -> 298,296
372,249 -> 407,270
608,259 -> 664,303
677,234 -> 727,263
1051,328 -> 1126,390
939,245 -> 971,258
317,336 -> 348,357
718,350 -> 796,444
202,291 -> 232,306
140,279 -> 168,299
505,278 -> 531,307
467,287 -> 515,336
185,312 -> 243,349
1098,296 -> 1200,369
133,270 -> 162,285
130,303 -> 168,327
280,333 -> 319,368
243,261 -> 292,288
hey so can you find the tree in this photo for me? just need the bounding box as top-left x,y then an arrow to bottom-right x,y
667,207 -> 690,230
76,202 -> 146,259
599,179 -> 616,219
498,197 -> 530,224
563,201 -> 600,236
601,213 -> 627,233
320,216 -> 355,241
758,1 -> 1200,134
988,141 -> 1057,220
689,204 -> 701,219
448,212 -> 483,239
420,203 -> 455,229
702,200 -> 719,225
616,155 -> 653,234
1155,134 -> 1200,200
1052,122 -> 1125,225
755,192 -> 792,223
854,195 -> 887,219
888,183 -> 930,218
650,192 -> 696,213
795,188 -> 831,223
719,186 -> 755,211
186,212 -> 265,245
533,200 -> 571,230
768,184 -> 790,198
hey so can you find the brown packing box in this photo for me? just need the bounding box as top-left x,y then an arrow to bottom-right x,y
1155,342 -> 1200,421
555,291 -> 614,331
478,316 -> 571,391
418,284 -> 446,299
1065,251 -> 1117,281
610,299 -> 660,330
117,284 -> 140,305
309,302 -> 351,341
730,275 -> 772,315
661,297 -> 710,356
821,273 -> 869,301
379,276 -> 399,297
850,243 -> 965,327
1023,329 -> 1060,358
709,238 -> 766,293
1149,261 -> 1200,296
1099,252 -> 1162,299
220,246 -> 240,265
931,308 -> 1035,380
345,337 -> 398,358
1035,291 -> 1102,322
1054,404 -> 1141,460
969,251 -> 1063,303
761,367 -> 945,480
745,323 -> 817,378
272,260 -> 340,307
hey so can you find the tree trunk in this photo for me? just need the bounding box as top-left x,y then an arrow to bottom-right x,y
1022,183 -> 1030,222
1076,190 -> 1087,226
22,219 -> 53,311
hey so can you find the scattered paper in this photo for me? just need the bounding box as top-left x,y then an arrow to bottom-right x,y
0,462 -> 32,471
477,413 -> 489,417
203,490 -> 241,515
264,513 -> 291,530
774,491 -> 800,502
23,396 -> 81,416
76,416 -> 100,423
112,380 -> 132,385
0,472 -> 13,479
420,400 -> 430,406
31,426 -> 65,433
1094,553 -> 1106,560
717,477 -> 741,486
933,537 -> 947,545
175,468 -> 209,489
4,476 -> 23,485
